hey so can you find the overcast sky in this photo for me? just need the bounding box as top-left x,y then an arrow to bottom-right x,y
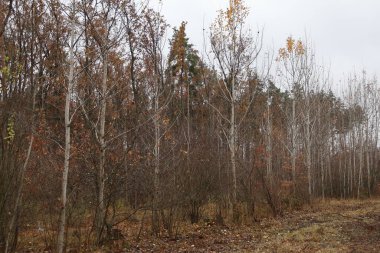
151,0 -> 379,88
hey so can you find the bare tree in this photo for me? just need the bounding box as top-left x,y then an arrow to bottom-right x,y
57,2 -> 77,251
209,0 -> 261,219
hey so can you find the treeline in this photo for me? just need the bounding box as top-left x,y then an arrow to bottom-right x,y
0,0 -> 379,251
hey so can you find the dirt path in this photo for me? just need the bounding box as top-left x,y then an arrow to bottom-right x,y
248,199 -> 380,253
126,199 -> 380,252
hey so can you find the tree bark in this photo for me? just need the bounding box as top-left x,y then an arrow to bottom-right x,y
152,77 -> 160,235
57,13 -> 75,253
96,50 -> 108,243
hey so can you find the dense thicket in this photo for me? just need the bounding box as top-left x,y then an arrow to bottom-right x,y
0,0 -> 379,251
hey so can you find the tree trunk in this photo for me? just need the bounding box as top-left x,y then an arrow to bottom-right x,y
230,98 -> 237,204
266,97 -> 273,188
152,78 -> 160,235
291,98 -> 296,194
57,17 -> 75,253
358,127 -> 363,198
305,108 -> 312,199
96,51 -> 108,243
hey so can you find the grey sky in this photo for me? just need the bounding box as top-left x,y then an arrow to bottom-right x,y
153,0 -> 379,85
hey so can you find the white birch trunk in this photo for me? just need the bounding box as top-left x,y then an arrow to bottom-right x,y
266,97 -> 273,187
305,107 -> 312,199
291,98 -> 296,193
230,87 -> 237,204
152,79 -> 160,234
96,50 -> 108,242
358,126 -> 363,198
57,15 -> 75,253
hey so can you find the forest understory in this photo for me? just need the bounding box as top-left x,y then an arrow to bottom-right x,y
17,197 -> 380,253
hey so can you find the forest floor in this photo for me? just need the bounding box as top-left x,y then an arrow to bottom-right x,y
18,198 -> 380,252
119,198 -> 380,253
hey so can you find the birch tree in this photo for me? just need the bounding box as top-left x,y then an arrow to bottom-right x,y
57,2 -> 77,252
140,6 -> 168,235
210,0 -> 261,219
277,37 -> 306,194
